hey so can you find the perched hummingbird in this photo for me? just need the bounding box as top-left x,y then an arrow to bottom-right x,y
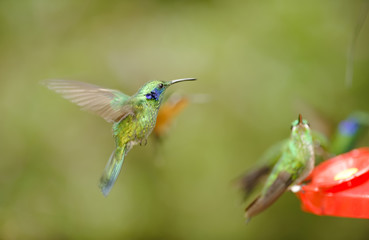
45,78 -> 196,196
244,114 -> 315,221
239,128 -> 327,201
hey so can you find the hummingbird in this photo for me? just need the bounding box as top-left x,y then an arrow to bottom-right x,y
329,111 -> 369,155
244,114 -> 315,221
45,78 -> 196,196
238,127 -> 327,201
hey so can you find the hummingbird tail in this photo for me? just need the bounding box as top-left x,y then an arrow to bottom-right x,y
99,145 -> 127,197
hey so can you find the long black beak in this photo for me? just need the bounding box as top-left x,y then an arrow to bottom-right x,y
169,78 -> 197,85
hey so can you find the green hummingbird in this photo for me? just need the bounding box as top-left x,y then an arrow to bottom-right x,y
329,111 -> 369,155
244,114 -> 315,221
239,126 -> 328,201
45,78 -> 196,196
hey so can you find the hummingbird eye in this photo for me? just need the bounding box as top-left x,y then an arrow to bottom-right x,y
158,83 -> 164,89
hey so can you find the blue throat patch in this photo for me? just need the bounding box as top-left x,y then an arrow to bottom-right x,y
145,88 -> 163,101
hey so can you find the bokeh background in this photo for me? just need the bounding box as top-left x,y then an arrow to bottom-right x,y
1,0 -> 369,239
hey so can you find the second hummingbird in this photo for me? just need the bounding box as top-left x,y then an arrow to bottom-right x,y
244,114 -> 315,221
46,78 -> 196,196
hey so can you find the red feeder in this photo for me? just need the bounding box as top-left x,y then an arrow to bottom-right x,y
296,147 -> 369,218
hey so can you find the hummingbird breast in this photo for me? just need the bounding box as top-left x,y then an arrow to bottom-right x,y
113,104 -> 158,146
291,135 -> 315,186
134,106 -> 158,140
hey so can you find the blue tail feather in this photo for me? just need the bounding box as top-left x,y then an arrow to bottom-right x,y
99,146 -> 126,197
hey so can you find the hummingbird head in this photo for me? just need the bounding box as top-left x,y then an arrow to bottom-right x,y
291,114 -> 311,134
138,78 -> 196,103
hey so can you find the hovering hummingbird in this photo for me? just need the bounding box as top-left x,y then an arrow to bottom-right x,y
45,78 -> 196,196
244,114 -> 315,221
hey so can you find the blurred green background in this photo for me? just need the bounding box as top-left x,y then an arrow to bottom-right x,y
1,0 -> 369,239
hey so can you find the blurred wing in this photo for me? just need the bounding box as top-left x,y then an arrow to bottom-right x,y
258,140 -> 287,165
311,130 -> 331,164
45,80 -> 132,123
238,140 -> 286,200
245,171 -> 292,220
238,166 -> 271,200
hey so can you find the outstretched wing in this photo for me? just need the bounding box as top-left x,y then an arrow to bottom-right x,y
45,80 -> 132,123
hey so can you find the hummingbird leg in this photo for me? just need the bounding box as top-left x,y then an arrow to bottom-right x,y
139,138 -> 148,146
140,138 -> 147,146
